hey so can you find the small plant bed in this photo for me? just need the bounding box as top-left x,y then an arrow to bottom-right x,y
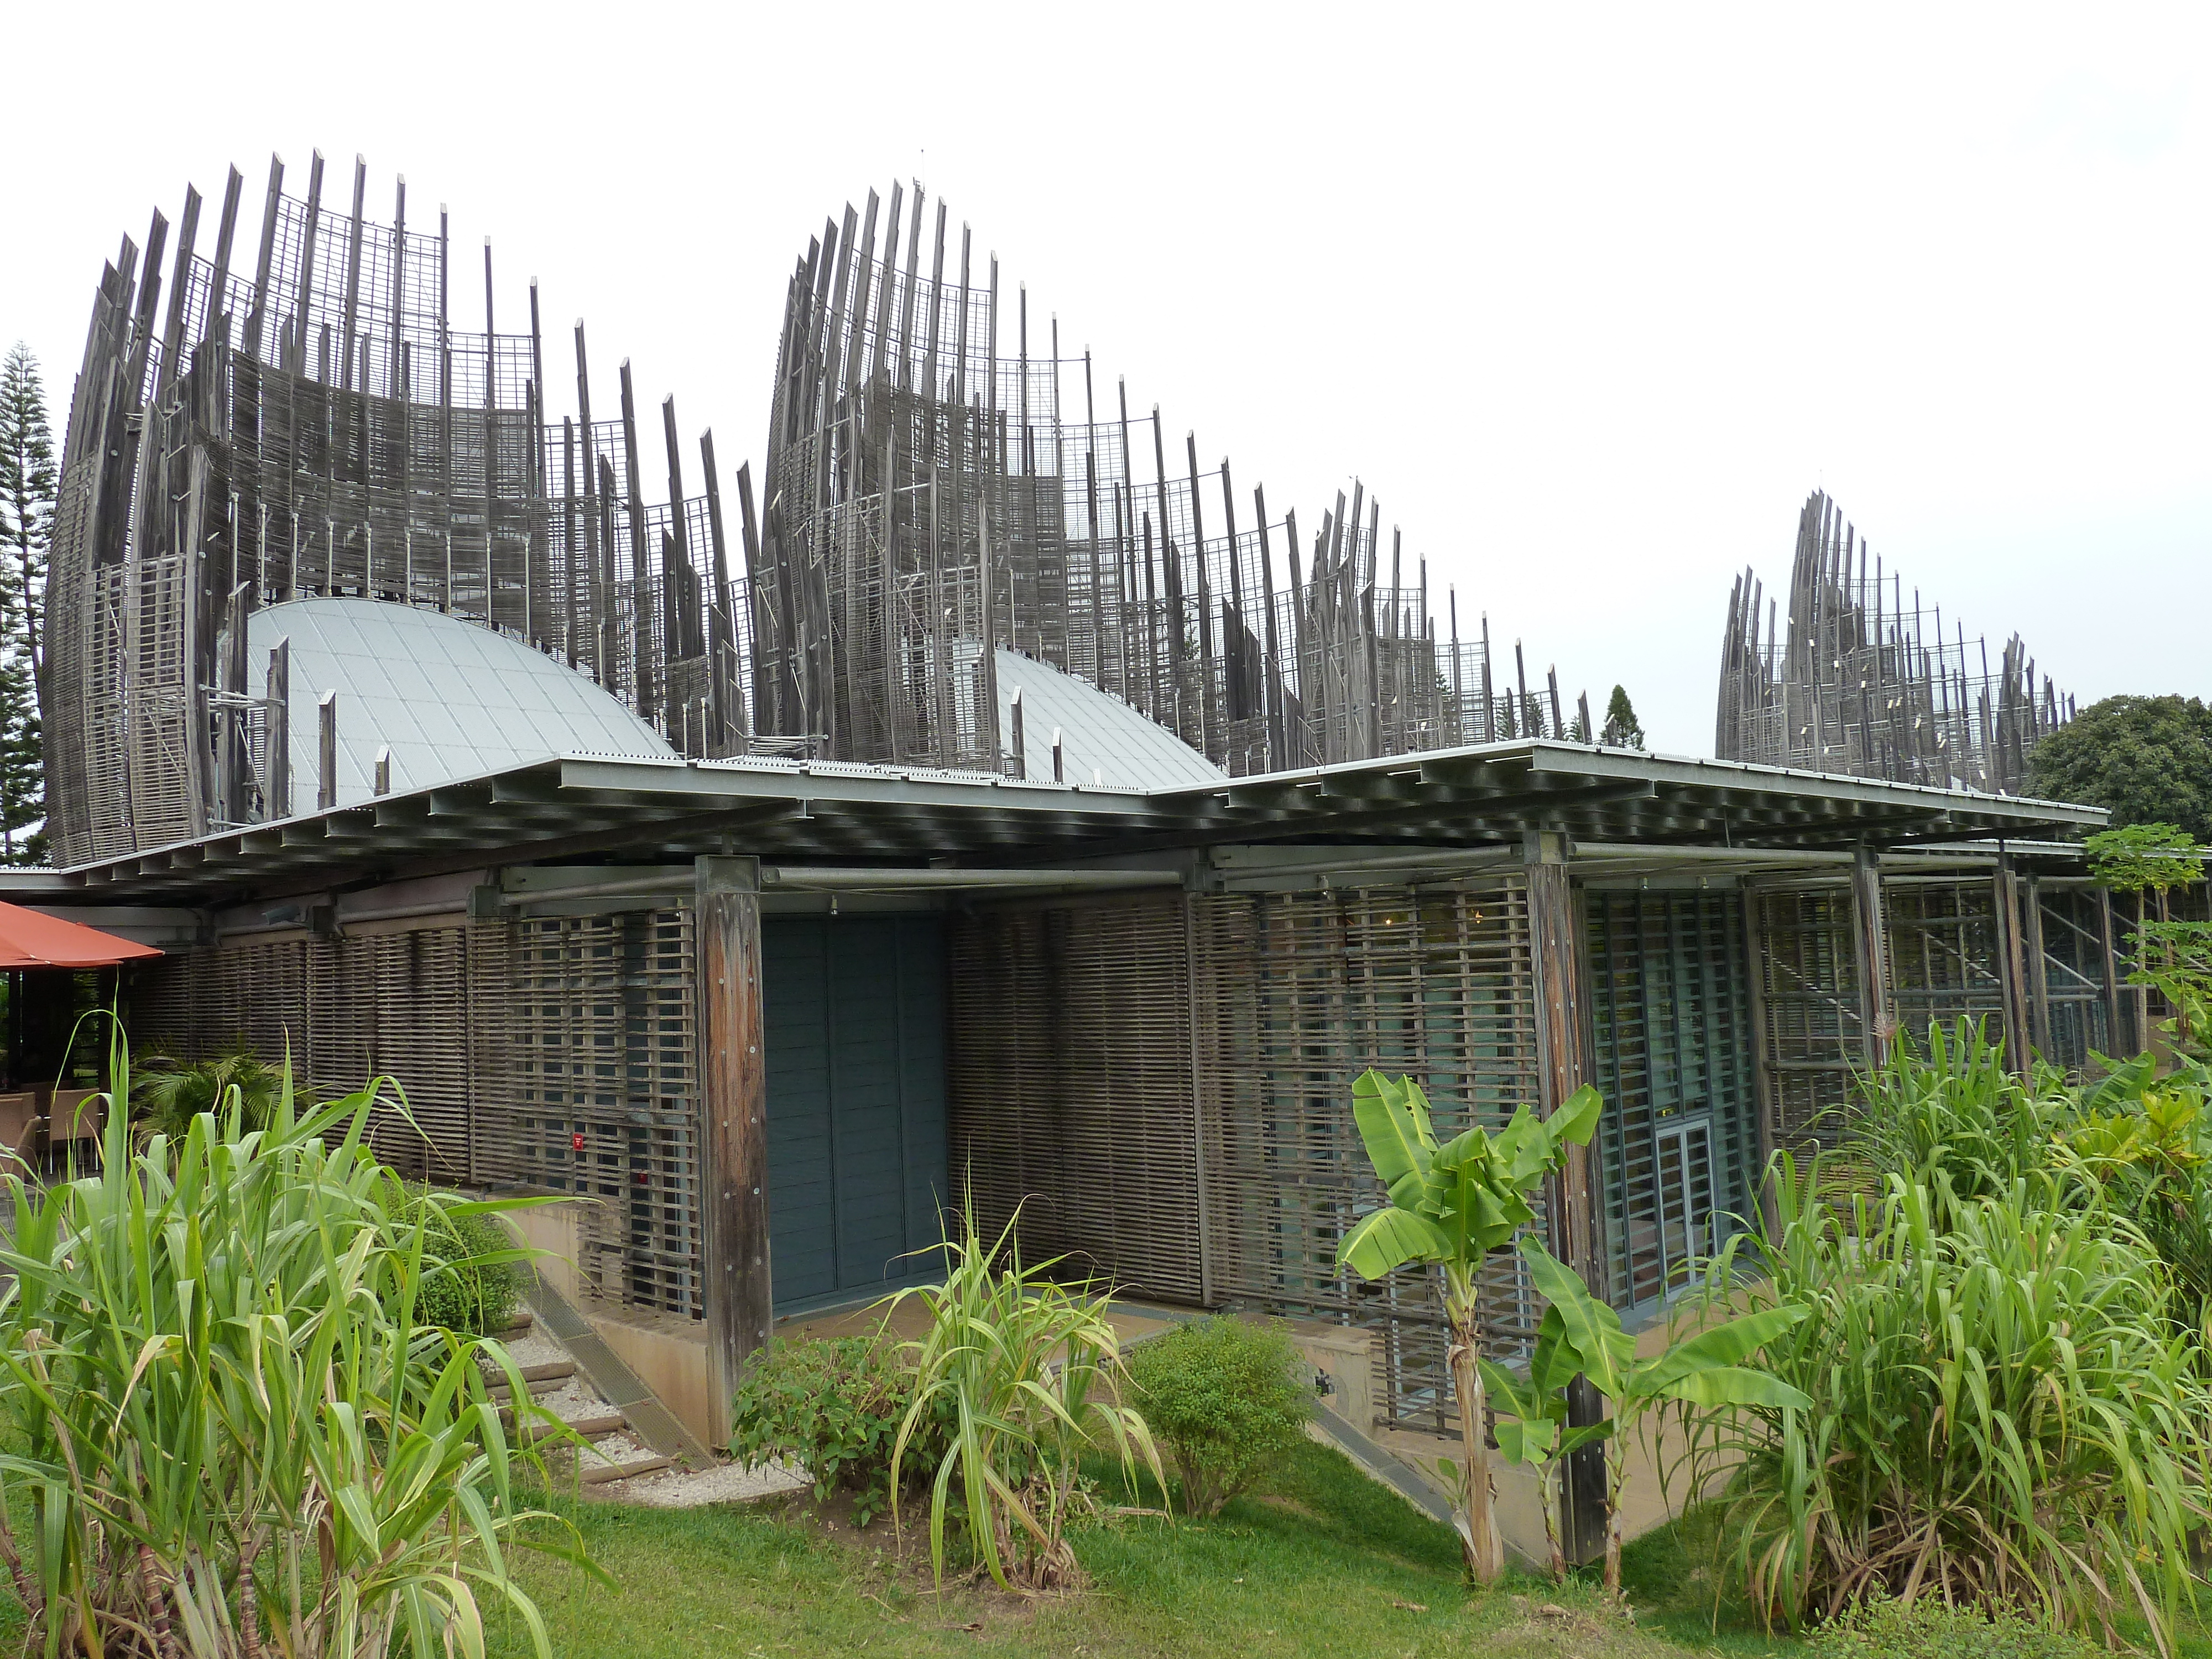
485,1441 -> 1740,1658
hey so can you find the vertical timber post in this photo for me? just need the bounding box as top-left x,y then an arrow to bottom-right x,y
316,692 -> 338,811
1850,843 -> 1892,1068
266,641 -> 291,819
696,855 -> 770,1448
2024,874 -> 2053,1059
1739,880 -> 1779,1233
1523,829 -> 1605,1567
1993,850 -> 2032,1070
2094,887 -> 2126,1055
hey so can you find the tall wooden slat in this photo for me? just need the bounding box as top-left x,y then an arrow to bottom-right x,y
946,893 -> 1201,1302
697,857 -> 770,1443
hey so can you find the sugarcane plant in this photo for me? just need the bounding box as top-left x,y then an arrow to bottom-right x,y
1334,1070 -> 1601,1584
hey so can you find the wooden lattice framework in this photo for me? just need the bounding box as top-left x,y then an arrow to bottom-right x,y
1717,491 -> 2073,790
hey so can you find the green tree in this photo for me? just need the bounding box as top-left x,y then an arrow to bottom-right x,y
1600,685 -> 1644,749
2088,822 -> 2209,1052
0,342 -> 54,687
0,651 -> 43,864
1335,1070 -> 1601,1584
0,345 -> 53,867
2029,695 -> 2212,841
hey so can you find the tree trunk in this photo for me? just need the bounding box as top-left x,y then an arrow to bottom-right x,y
1542,1463 -> 1567,1582
1448,1307 -> 1503,1584
1603,1468 -> 1626,1596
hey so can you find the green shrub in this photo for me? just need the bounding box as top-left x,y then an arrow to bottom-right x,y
400,1186 -> 525,1334
130,1042 -> 289,1145
731,1333 -> 945,1527
1844,1020 -> 2072,1220
0,1030 -> 591,1657
1807,1593 -> 2105,1659
1679,1159 -> 2209,1645
886,1205 -> 1165,1594
1125,1316 -> 1314,1515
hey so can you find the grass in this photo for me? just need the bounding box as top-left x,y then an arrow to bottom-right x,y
2,1434 -> 2199,1657
484,1442 -> 1790,1658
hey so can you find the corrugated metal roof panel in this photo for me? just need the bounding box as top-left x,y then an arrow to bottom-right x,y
994,649 -> 1226,790
247,598 -> 672,807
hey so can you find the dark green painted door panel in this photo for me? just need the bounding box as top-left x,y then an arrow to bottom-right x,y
764,916 -> 948,1307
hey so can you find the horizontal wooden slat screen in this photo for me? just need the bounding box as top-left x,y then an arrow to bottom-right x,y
489,909 -> 703,1319
131,912 -> 703,1321
1587,889 -> 1759,1313
1883,878 -> 2005,1050
1747,882 -> 1860,1155
2032,885 -> 2116,1070
1191,879 -> 1541,1433
945,894 -> 1203,1305
364,929 -> 473,1185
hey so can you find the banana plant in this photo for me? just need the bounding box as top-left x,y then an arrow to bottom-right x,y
1334,1070 -> 1601,1584
1478,1314 -> 1612,1581
1515,1236 -> 1811,1595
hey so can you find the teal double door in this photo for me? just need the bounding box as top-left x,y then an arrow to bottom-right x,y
763,915 -> 950,1308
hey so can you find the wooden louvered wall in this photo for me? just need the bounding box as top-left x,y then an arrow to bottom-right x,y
1585,889 -> 1760,1313
129,922 -> 483,1183
945,879 -> 1545,1433
1746,883 -> 1861,1154
1191,880 -> 1542,1433
485,910 -> 702,1317
128,910 -> 702,1320
1884,877 -> 2007,1048
946,895 -> 1203,1303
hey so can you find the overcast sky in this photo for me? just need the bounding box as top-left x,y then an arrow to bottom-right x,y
4,4 -> 2204,754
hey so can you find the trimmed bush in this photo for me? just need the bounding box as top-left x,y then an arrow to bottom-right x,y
1125,1316 -> 1314,1516
1807,1594 -> 2104,1659
732,1334 -> 943,1527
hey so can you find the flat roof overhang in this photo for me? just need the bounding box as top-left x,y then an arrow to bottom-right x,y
41,739 -> 2107,905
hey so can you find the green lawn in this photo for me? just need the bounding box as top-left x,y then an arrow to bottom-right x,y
487,1443 -> 1792,1659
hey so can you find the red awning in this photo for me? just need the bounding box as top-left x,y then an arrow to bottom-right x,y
0,902 -> 163,969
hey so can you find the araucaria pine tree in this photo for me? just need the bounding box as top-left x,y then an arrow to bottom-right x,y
1599,685 -> 1644,750
0,343 -> 54,864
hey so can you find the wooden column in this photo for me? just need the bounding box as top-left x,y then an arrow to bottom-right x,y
2023,875 -> 2052,1059
1523,831 -> 1605,1567
2094,888 -> 2126,1053
696,855 -> 770,1448
1992,851 -> 2032,1070
1739,881 -> 1779,1232
1849,842 -> 1893,1067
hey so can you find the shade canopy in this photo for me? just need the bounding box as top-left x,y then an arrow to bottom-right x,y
0,901 -> 163,968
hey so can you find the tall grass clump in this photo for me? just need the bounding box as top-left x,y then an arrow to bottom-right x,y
1677,1016 -> 2212,1652
885,1203 -> 1164,1595
0,1029 -> 596,1658
1840,1020 -> 2073,1217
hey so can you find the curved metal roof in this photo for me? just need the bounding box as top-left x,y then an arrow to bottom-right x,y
246,599 -> 672,809
994,649 -> 1227,790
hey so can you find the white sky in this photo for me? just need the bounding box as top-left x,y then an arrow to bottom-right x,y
5,3 -> 2205,754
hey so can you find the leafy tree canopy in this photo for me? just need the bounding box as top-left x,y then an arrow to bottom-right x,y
2086,821 -> 2203,895
2030,695 -> 2212,841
